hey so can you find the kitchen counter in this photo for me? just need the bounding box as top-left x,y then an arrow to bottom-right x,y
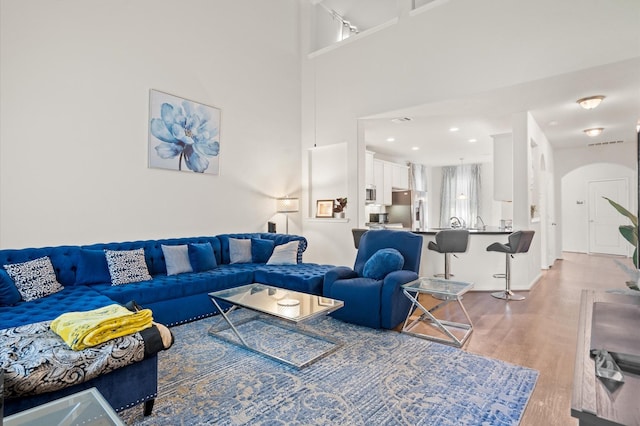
414,228 -> 535,292
413,226 -> 511,235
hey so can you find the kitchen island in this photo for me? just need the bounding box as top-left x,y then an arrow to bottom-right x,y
413,227 -> 535,293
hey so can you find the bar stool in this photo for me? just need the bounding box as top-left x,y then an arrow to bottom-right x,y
428,229 -> 469,280
487,230 -> 535,301
351,228 -> 368,249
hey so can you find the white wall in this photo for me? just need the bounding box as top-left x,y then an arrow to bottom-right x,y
561,162 -> 635,254
555,143 -> 636,256
0,0 -> 302,248
300,0 -> 640,266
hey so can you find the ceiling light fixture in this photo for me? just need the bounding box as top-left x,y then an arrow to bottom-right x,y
577,95 -> 605,110
411,146 -> 419,151
583,127 -> 604,137
468,138 -> 477,143
386,137 -> 395,142
449,127 -> 459,132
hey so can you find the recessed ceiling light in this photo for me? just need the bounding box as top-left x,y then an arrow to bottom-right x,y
468,138 -> 477,143
577,95 -> 605,110
583,127 -> 604,137
386,137 -> 395,142
449,127 -> 459,132
411,146 -> 419,151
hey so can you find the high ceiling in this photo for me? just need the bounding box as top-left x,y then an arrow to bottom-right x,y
362,57 -> 640,167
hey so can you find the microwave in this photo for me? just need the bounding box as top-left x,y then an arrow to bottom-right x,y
365,187 -> 376,203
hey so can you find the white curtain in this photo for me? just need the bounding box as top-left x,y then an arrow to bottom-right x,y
439,164 -> 481,227
408,162 -> 428,192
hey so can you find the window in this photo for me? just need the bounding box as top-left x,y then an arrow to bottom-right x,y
439,163 -> 481,228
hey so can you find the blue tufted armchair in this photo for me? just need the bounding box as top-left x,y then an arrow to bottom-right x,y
323,229 -> 423,329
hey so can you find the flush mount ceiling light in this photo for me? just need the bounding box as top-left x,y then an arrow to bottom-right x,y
583,127 -> 604,137
386,137 -> 395,142
577,95 -> 605,110
449,127 -> 459,132
411,146 -> 420,151
468,138 -> 477,143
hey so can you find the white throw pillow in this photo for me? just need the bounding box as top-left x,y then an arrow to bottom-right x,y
229,238 -> 252,264
3,256 -> 64,301
162,244 -> 193,276
105,248 -> 152,285
266,241 -> 299,265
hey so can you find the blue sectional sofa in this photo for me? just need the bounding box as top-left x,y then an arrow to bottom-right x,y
0,233 -> 333,417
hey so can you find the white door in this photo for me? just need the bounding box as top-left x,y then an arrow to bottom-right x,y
588,179 -> 629,255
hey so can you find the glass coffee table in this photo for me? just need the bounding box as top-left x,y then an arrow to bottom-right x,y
4,387 -> 124,426
401,277 -> 474,347
208,283 -> 344,369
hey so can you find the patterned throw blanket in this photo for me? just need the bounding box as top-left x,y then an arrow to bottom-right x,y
51,304 -> 153,350
1,321 -> 146,399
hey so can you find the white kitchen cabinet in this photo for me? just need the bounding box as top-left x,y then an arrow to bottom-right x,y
391,163 -> 409,190
365,150 -> 375,187
382,162 -> 393,205
373,159 -> 393,205
367,151 -> 407,205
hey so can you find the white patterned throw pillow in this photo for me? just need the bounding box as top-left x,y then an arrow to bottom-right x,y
104,248 -> 152,285
3,256 -> 64,301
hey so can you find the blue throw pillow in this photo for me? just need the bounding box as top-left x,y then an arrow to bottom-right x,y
251,239 -> 275,263
188,242 -> 217,272
76,249 -> 111,285
0,268 -> 21,305
362,248 -> 405,280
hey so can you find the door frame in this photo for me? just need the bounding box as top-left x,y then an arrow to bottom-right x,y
587,177 -> 629,256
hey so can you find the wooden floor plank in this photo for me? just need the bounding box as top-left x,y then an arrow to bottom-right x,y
403,252 -> 636,426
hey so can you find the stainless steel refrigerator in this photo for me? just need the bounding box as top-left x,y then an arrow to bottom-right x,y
387,190 -> 427,230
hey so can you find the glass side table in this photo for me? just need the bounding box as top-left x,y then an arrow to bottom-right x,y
401,277 -> 474,347
4,387 -> 125,426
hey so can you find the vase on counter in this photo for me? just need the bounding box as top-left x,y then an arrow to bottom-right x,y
334,211 -> 345,219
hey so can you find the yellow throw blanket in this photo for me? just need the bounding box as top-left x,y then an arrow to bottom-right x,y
51,304 -> 153,351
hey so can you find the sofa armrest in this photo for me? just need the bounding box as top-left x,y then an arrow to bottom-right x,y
323,266 -> 359,296
380,270 -> 419,329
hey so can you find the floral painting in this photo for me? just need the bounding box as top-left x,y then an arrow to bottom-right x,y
148,90 -> 221,175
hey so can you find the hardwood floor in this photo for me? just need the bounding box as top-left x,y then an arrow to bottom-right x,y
408,252 -> 635,426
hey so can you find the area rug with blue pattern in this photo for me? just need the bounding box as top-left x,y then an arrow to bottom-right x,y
124,311 -> 537,425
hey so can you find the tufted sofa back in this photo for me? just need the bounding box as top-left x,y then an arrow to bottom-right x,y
81,236 -> 222,276
217,233 -> 307,264
0,246 -> 81,287
0,234 -> 308,287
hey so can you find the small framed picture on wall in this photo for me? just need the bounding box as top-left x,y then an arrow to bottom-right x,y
316,200 -> 334,218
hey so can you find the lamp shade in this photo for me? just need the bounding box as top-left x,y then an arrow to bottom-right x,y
276,197 -> 299,213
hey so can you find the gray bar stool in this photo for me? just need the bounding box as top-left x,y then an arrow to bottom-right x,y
351,228 -> 368,249
487,230 -> 535,301
428,229 -> 469,279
